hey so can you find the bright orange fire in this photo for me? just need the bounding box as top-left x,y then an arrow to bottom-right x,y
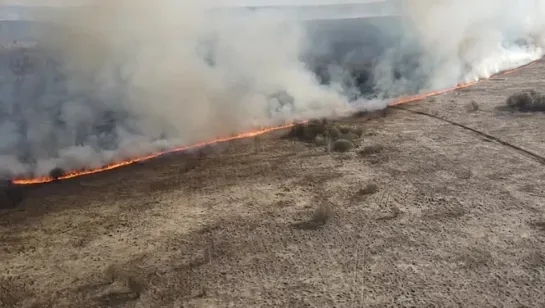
389,59 -> 536,106
388,80 -> 478,106
10,60 -> 538,185
11,122 -> 299,185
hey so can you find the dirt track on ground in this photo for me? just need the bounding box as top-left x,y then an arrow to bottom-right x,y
1,61 -> 545,308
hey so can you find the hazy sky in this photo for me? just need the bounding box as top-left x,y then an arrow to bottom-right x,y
215,0 -> 383,6
2,0 -> 384,6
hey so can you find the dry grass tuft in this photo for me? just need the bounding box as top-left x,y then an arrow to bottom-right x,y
353,126 -> 364,137
359,144 -> 384,156
314,134 -> 327,146
292,204 -> 333,230
328,126 -> 341,139
505,89 -> 545,112
103,264 -> 147,297
331,139 -> 353,152
289,119 -> 327,142
338,124 -> 352,134
340,132 -> 359,142
376,206 -> 402,221
359,183 -> 379,195
289,120 -> 363,151
467,100 -> 479,112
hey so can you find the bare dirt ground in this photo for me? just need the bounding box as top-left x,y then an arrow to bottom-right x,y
2,61 -> 545,308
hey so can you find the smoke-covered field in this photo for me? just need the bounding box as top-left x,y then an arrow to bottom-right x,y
0,0 -> 544,179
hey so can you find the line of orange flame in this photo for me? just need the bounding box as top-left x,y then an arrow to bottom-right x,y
10,59 -> 539,185
389,59 -> 536,106
11,122 -> 298,185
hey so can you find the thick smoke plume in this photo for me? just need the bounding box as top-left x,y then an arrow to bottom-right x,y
0,0 -> 544,178
348,0 -> 545,102
399,0 -> 544,89
1,0 -> 348,177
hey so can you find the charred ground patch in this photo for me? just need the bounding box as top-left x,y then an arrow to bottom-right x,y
0,181 -> 28,209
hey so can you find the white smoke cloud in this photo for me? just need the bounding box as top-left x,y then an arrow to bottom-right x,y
0,0 -> 544,179
401,0 -> 544,86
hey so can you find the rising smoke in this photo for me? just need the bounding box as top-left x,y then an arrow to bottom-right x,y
0,0 -> 543,178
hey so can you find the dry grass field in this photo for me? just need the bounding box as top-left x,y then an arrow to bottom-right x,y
1,60 -> 545,307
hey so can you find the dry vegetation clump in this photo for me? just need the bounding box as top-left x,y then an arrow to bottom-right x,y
328,126 -> 341,139
505,89 -> 545,112
289,119 -> 364,152
314,134 -> 327,146
340,131 -> 360,142
101,264 -> 147,304
289,119 -> 328,142
359,183 -> 379,195
292,204 -> 332,230
467,100 -> 479,112
376,205 -> 402,221
358,144 -> 388,164
338,124 -> 351,134
353,126 -> 364,137
359,144 -> 384,156
331,139 -> 353,152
